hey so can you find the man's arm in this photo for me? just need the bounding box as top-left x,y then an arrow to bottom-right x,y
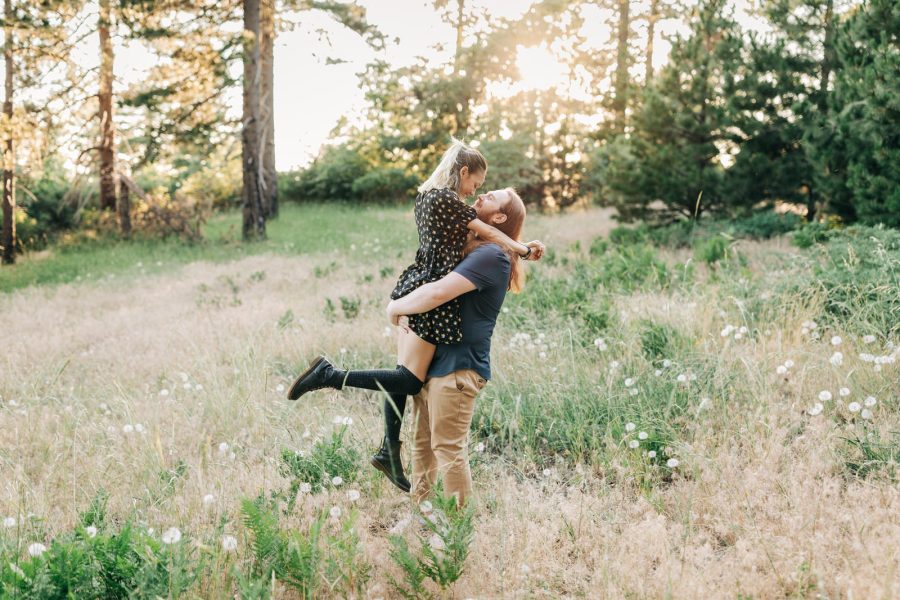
387,273 -> 476,326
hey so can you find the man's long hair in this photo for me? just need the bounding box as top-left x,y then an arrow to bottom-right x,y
463,188 -> 526,293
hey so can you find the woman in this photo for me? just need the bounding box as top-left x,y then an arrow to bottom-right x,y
287,139 -> 544,492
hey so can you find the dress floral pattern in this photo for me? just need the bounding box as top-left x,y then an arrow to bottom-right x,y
391,187 -> 477,345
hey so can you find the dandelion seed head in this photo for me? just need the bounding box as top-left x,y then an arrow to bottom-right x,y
862,334 -> 876,344
830,352 -> 843,366
331,476 -> 343,486
831,335 -> 842,346
221,535 -> 238,551
847,402 -> 861,413
218,442 -> 229,454
298,482 -> 312,494
818,390 -> 832,402
3,517 -> 15,528
329,506 -> 342,519
347,489 -> 360,502
864,396 -> 877,407
134,423 -> 144,433
27,543 -> 47,557
861,409 -> 873,420
676,374 -> 687,383
161,527 -> 182,545
662,359 -> 673,368
808,402 -> 824,416
202,494 -> 215,505
734,332 -> 743,340
159,389 -> 169,397
275,384 -> 285,393
839,387 -> 851,397
542,468 -> 552,477
475,442 -> 485,453
625,422 -> 636,432
647,450 -> 657,458
638,431 -> 648,440
654,369 -> 663,376
85,525 -> 98,538
784,359 -> 795,368
629,388 -> 639,396
628,439 -> 640,449
776,365 -> 788,375
122,424 -> 134,434
666,458 -> 679,468
624,378 -> 634,387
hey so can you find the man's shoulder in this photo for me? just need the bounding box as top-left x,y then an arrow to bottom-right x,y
468,243 -> 510,265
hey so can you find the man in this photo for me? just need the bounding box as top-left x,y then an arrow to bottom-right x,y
386,188 -> 532,505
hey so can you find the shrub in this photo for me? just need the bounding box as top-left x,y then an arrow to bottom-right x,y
17,164 -> 78,248
282,145 -> 369,202
731,211 -> 803,239
792,221 -> 839,248
693,235 -> 733,265
351,168 -> 417,203
279,427 -> 361,500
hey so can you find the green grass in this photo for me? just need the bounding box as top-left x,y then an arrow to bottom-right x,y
0,203 -> 417,293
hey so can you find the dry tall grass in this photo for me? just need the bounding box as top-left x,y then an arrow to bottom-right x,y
1,207 -> 897,598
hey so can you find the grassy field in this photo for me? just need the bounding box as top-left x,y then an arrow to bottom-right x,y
0,203 -> 897,598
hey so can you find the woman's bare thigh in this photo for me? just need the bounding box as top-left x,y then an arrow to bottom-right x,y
396,328 -> 436,382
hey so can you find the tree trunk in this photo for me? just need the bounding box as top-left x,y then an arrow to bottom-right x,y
242,0 -> 265,241
98,0 -> 117,212
260,0 -> 277,218
118,175 -> 131,238
819,0 -> 834,111
2,0 -> 14,265
453,0 -> 468,135
645,0 -> 658,83
613,0 -> 631,128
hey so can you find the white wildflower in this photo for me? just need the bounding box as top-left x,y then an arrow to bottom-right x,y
298,482 -> 312,494
647,450 -> 657,458
859,353 -> 874,362
831,335 -> 842,346
542,468 -> 552,477
27,543 -> 47,557
847,402 -> 861,413
221,535 -> 238,551
666,458 -> 679,468
202,494 -> 215,505
218,442 -> 229,454
624,378 -> 635,387
122,424 -> 133,434
838,387 -> 850,397
180,373 -> 189,382
339,348 -> 347,355
475,442 -> 485,453
275,383 -> 285,393
739,326 -> 748,334
638,431 -> 648,440
628,440 -> 640,449
625,422 -> 636,432
861,409 -> 873,420
818,390 -> 832,402
784,359 -> 795,368
808,402 -> 824,416
864,396 -> 877,407
3,517 -> 15,528
734,332 -> 743,340
159,389 -> 169,397
698,397 -> 711,411
629,388 -> 639,396
347,489 -> 360,502
862,334 -> 876,344
609,360 -> 620,370
85,526 -> 98,538
662,359 -> 673,368
676,374 -> 687,383
195,384 -> 203,391
593,338 -> 608,351
331,476 -> 343,486
161,527 -> 182,544
329,506 -> 342,519
134,423 -> 144,433
654,369 -> 663,376
776,365 -> 788,375
830,352 -> 843,366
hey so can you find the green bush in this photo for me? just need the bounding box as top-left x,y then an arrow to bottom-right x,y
281,145 -> 369,202
731,211 -> 803,239
279,427 -> 362,500
351,168 -> 417,203
17,164 -> 78,248
693,235 -> 732,265
792,221 -> 839,248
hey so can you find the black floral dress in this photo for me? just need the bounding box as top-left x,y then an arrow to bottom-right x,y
391,187 -> 477,345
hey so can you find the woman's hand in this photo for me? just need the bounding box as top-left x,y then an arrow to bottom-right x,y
524,240 -> 546,261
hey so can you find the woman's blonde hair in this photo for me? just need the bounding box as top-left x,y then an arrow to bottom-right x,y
463,187 -> 527,293
418,138 -> 487,194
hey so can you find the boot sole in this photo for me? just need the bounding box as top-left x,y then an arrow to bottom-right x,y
370,457 -> 411,493
287,356 -> 326,400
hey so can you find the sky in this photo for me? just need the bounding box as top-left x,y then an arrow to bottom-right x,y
70,0 -> 767,172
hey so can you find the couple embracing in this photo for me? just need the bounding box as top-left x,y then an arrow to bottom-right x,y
287,139 -> 544,506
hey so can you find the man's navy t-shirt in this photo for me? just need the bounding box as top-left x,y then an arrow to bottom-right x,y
427,243 -> 510,381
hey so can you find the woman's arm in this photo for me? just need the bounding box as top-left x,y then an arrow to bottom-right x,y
467,219 -> 544,260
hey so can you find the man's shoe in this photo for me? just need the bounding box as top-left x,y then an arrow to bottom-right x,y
371,438 -> 411,493
287,356 -> 340,400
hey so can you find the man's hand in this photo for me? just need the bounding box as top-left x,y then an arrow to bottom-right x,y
525,240 -> 546,261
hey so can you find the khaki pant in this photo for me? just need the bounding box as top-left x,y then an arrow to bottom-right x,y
411,369 -> 486,506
